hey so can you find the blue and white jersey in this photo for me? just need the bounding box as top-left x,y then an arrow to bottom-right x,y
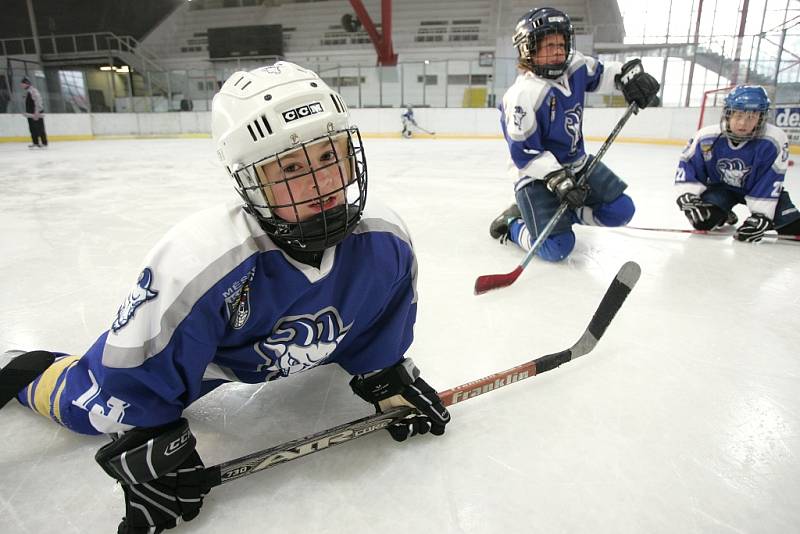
500,51 -> 622,191
59,200 -> 418,433
676,123 -> 791,219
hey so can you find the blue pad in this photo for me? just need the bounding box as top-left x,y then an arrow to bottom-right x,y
592,194 -> 635,227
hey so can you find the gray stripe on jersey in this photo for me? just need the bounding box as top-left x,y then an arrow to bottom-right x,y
102,234 -> 275,368
354,217 -> 418,304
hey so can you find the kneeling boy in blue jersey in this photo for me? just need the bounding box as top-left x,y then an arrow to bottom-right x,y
675,84 -> 800,241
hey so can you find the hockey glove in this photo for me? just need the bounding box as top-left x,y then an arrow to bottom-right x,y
544,168 -> 590,209
676,193 -> 715,227
615,59 -> 660,109
735,213 -> 773,242
350,358 -> 451,442
95,418 -> 213,534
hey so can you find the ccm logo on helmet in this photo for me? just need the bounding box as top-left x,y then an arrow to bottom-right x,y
282,102 -> 324,123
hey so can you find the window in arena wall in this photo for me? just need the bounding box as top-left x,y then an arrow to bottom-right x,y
416,75 -> 438,85
58,70 -> 89,113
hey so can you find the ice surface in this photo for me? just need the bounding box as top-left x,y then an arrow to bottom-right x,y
1,136 -> 798,533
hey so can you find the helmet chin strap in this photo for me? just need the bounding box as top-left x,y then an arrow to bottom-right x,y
273,238 -> 325,268
259,203 -> 358,254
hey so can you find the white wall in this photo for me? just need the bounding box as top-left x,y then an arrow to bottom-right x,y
0,113 -> 92,137
0,107 -> 704,142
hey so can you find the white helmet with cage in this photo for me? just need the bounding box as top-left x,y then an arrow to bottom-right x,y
212,61 -> 367,252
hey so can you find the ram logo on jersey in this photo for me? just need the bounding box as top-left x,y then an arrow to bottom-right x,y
717,158 -> 751,188
512,106 -> 527,130
111,268 -> 158,333
564,104 -> 583,155
255,306 -> 353,378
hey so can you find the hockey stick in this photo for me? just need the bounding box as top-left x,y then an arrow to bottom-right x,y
624,225 -> 800,241
0,351 -> 55,410
414,124 -> 436,135
206,260 -> 640,488
474,102 -> 640,295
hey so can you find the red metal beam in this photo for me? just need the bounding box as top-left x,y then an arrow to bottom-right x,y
380,0 -> 397,65
349,0 -> 397,66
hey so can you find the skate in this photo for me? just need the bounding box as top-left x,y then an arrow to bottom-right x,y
489,204 -> 521,240
0,350 -> 55,409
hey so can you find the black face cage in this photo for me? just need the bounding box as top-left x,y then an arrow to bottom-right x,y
518,25 -> 574,79
232,126 -> 368,252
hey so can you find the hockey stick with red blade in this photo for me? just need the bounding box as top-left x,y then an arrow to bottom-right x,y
624,225 -> 800,241
474,102 -> 640,295
207,260 -> 640,487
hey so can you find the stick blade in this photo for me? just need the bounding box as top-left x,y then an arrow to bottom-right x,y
570,261 -> 641,358
0,350 -> 55,410
474,266 -> 524,295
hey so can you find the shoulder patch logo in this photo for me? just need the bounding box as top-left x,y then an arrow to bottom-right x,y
564,103 -> 583,155
701,142 -> 714,161
512,105 -> 527,130
112,268 -> 158,333
255,306 -> 353,379
223,267 -> 256,330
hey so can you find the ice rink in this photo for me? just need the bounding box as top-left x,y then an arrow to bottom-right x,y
1,133 -> 799,534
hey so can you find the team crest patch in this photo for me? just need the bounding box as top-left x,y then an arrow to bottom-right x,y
255,306 -> 353,379
717,158 -> 751,188
564,104 -> 583,155
701,142 -> 714,161
223,267 -> 255,330
512,106 -> 527,130
112,268 -> 158,333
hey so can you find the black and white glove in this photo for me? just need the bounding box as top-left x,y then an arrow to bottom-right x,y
615,59 -> 660,109
544,168 -> 590,209
676,193 -> 714,226
735,213 -> 773,242
350,358 -> 450,442
95,418 -> 213,534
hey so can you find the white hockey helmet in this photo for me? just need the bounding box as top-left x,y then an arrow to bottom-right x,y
212,61 -> 367,252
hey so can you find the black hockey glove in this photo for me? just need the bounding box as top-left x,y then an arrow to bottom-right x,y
544,168 -> 590,209
615,59 -> 660,109
676,193 -> 715,226
95,418 -> 213,534
350,358 -> 451,442
735,213 -> 773,242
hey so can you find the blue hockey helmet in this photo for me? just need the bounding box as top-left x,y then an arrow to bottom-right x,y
722,85 -> 770,142
513,7 -> 574,78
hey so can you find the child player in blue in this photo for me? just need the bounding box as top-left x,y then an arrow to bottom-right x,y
401,106 -> 416,138
488,7 -> 660,261
0,62 -> 450,533
675,85 -> 800,241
